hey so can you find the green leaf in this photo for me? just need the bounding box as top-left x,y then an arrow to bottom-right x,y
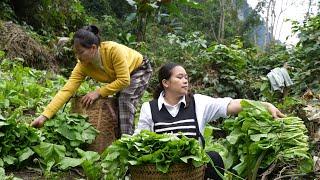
82,160 -> 102,180
76,148 -> 100,162
45,160 -> 55,174
250,134 -> 268,142
126,13 -> 137,22
180,155 -> 201,163
56,126 -> 77,140
0,50 -> 5,58
156,162 -> 170,173
3,155 -> 16,165
0,167 -> 5,179
18,147 -> 34,162
226,129 -> 242,144
82,127 -> 99,143
298,157 -> 313,173
104,151 -> 120,161
32,142 -> 66,164
0,122 -> 8,128
59,157 -> 83,170
128,160 -> 138,165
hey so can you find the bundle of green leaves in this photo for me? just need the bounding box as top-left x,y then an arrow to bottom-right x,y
100,130 -> 209,180
217,100 -> 313,178
41,113 -> 99,157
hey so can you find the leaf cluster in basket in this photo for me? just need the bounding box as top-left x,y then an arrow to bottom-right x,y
100,130 -> 210,180
210,100 -> 313,179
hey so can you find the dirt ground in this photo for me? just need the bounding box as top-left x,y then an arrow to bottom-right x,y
7,168 -> 85,180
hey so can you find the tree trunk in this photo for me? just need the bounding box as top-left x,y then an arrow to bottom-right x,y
269,0 -> 276,44
218,0 -> 225,43
274,0 -> 288,40
264,0 -> 272,50
210,23 -> 219,42
136,13 -> 147,42
254,29 -> 257,45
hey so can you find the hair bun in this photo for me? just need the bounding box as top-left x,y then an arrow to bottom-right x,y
84,25 -> 99,36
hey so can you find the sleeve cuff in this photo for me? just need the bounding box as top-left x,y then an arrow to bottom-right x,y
221,97 -> 233,118
97,88 -> 109,97
42,110 -> 53,119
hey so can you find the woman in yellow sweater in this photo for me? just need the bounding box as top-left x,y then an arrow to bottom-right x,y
31,25 -> 152,135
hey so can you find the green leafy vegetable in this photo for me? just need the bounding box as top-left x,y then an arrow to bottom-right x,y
101,130 -> 209,180
210,100 -> 313,178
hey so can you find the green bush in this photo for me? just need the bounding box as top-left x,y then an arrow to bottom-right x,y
9,0 -> 88,36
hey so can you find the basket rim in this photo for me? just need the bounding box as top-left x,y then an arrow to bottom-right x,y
129,162 -> 206,179
129,162 -> 207,171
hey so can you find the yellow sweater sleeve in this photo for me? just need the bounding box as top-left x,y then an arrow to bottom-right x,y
98,46 -> 130,97
42,63 -> 85,118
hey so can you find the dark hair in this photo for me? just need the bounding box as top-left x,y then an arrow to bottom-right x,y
153,63 -> 180,99
153,62 -> 193,108
73,25 -> 100,48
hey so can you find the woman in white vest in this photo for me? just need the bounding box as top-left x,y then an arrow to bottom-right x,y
135,62 -> 284,179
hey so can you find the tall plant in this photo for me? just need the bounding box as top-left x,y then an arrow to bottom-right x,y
126,0 -> 200,41
291,15 -> 320,94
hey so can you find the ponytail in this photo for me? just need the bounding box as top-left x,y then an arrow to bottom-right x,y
153,84 -> 164,99
84,25 -> 100,36
73,25 -> 101,48
185,92 -> 193,108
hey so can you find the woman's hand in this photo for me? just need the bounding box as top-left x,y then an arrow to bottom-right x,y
263,102 -> 285,119
81,90 -> 100,108
31,115 -> 48,128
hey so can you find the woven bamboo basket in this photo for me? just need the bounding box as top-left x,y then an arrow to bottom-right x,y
71,96 -> 119,153
130,163 -> 205,180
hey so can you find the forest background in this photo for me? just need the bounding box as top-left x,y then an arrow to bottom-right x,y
1,0 -> 319,104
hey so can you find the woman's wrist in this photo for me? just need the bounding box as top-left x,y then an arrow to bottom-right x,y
261,102 -> 274,109
40,115 -> 48,120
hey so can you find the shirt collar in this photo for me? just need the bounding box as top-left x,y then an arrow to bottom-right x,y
158,91 -> 186,110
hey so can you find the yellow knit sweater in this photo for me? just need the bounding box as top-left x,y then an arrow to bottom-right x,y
42,41 -> 143,118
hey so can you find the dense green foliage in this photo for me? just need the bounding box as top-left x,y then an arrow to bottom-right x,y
291,15 -> 320,94
8,0 -> 87,36
0,0 -> 15,21
0,58 -> 99,177
1,0 -> 317,102
0,114 -> 39,167
209,100 -> 313,178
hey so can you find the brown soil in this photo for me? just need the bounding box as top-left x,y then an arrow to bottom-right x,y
6,167 -> 84,180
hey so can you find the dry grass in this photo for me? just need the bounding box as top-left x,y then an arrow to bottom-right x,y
0,21 -> 58,72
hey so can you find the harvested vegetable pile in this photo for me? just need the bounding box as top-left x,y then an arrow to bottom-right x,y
101,130 -> 209,180
210,100 -> 313,179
